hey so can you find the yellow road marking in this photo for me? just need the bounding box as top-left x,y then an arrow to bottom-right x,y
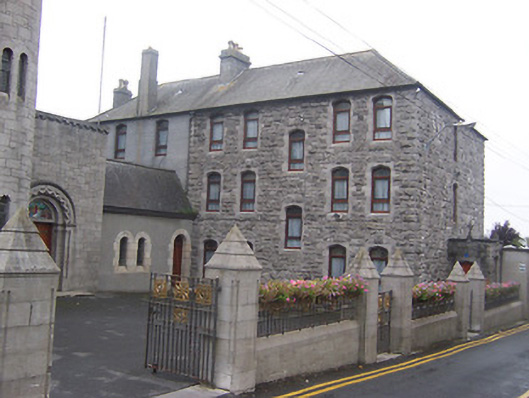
275,323 -> 529,398
519,389 -> 529,398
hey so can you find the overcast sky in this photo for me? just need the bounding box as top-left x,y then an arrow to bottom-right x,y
36,0 -> 529,238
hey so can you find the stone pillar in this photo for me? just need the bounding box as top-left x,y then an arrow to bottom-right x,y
0,208 -> 60,398
350,248 -> 380,364
204,225 -> 262,394
467,262 -> 485,332
380,249 -> 414,355
447,262 -> 470,339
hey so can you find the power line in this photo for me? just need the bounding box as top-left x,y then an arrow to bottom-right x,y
485,196 -> 529,224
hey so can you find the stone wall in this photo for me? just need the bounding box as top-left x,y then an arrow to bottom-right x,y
0,0 -> 42,216
187,88 -> 485,280
32,114 -> 107,291
98,212 -> 194,292
447,238 -> 501,281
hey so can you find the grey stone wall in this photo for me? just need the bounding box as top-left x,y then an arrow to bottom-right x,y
99,212 -> 194,292
32,116 -> 107,291
187,88 -> 485,280
0,0 -> 42,216
101,114 -> 191,189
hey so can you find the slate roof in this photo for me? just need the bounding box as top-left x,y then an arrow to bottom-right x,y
93,49 -> 417,122
103,160 -> 195,219
36,110 -> 108,134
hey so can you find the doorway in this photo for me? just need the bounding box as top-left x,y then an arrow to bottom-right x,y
173,235 -> 184,277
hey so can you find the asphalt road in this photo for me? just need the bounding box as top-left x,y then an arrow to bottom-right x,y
237,324 -> 529,398
50,293 -> 195,398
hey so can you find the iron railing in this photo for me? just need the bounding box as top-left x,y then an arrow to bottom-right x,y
485,291 -> 520,311
412,297 -> 455,320
145,273 -> 218,385
258,298 -> 357,338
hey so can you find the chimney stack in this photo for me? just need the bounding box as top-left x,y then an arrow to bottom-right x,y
137,47 -> 158,115
219,41 -> 250,84
113,79 -> 132,108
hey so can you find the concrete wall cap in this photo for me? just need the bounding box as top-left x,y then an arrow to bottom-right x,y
447,261 -> 469,283
205,225 -> 263,271
467,261 -> 485,281
381,248 -> 415,277
346,247 -> 380,280
0,208 -> 60,274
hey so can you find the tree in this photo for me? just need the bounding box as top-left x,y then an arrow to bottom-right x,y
490,221 -> 525,247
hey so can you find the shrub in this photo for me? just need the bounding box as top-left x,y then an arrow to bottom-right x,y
259,275 -> 367,311
485,281 -> 520,300
412,281 -> 456,304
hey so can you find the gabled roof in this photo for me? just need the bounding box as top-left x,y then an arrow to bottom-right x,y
93,49 -> 417,122
103,160 -> 195,219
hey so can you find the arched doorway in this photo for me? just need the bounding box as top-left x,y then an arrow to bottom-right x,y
29,184 -> 76,291
173,235 -> 184,277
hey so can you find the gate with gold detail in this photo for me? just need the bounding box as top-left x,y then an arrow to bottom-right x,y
377,290 -> 392,354
145,273 -> 219,384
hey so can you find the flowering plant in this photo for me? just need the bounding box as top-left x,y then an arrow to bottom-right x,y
485,281 -> 520,300
259,275 -> 367,311
412,281 -> 456,304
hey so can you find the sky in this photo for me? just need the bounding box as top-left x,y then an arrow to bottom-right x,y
36,0 -> 529,238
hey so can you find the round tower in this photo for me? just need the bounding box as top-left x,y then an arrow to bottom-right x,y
0,0 -> 42,225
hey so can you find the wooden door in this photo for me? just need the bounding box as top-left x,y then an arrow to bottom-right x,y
35,222 -> 53,255
173,235 -> 184,277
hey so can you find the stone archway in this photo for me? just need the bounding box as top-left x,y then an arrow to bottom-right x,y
29,184 -> 76,290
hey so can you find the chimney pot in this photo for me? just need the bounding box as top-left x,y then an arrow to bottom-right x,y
113,79 -> 132,108
219,41 -> 250,84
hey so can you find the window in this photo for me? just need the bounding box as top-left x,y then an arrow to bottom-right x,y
247,241 -> 254,251
333,101 -> 351,143
0,48 -> 13,94
452,183 -> 458,223
243,111 -> 258,149
0,195 -> 10,229
17,53 -> 27,100
210,116 -> 224,151
240,171 -> 256,212
331,168 -> 349,212
288,130 -> 305,171
118,237 -> 128,266
206,173 -> 221,212
329,245 -> 346,277
371,166 -> 390,213
114,124 -> 127,159
374,97 -> 393,140
203,240 -> 218,265
155,120 -> 168,156
285,206 -> 302,249
370,246 -> 388,274
136,238 -> 145,266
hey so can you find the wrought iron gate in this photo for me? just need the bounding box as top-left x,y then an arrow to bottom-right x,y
377,290 -> 392,353
145,273 -> 219,384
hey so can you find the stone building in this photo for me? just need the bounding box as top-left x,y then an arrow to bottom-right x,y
96,44 -> 486,281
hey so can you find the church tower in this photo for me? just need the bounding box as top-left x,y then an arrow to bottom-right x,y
0,0 -> 42,225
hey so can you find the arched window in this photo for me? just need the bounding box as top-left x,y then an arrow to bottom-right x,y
210,116 -> 224,151
118,237 -> 128,266
155,120 -> 168,156
244,111 -> 259,149
285,205 -> 302,249
0,48 -> 13,94
333,101 -> 351,143
137,237 -> 146,266
206,172 -> 221,212
329,245 -> 346,277
371,166 -> 391,213
241,171 -> 256,212
370,246 -> 388,274
203,239 -> 218,265
17,53 -> 27,100
374,96 -> 393,140
331,168 -> 349,212
114,124 -> 127,159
